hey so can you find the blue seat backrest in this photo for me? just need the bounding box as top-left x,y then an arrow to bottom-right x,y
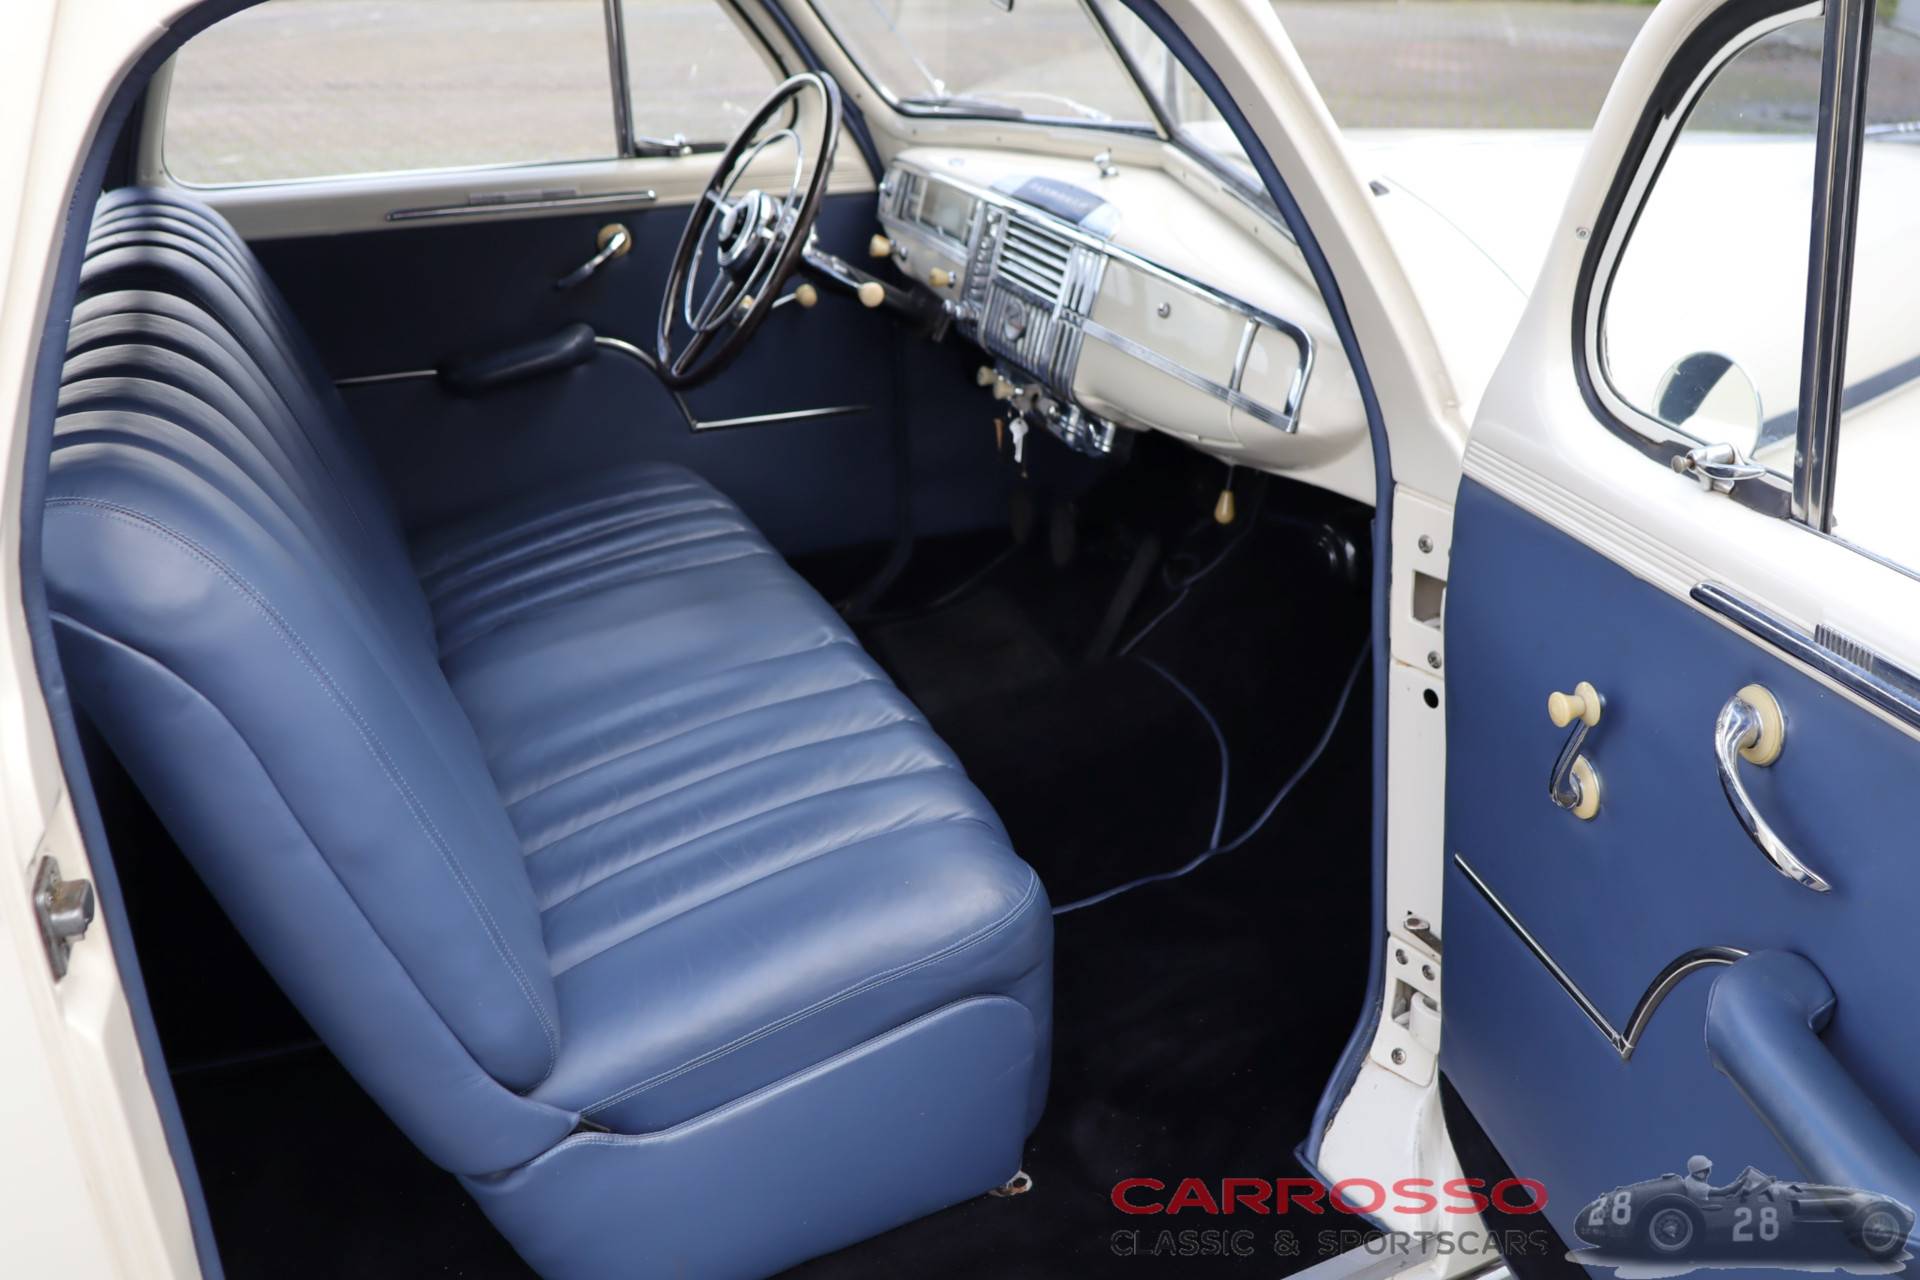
42,190 -> 574,1174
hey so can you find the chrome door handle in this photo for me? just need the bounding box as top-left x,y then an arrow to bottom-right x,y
554,223 -> 630,290
1714,684 -> 1831,893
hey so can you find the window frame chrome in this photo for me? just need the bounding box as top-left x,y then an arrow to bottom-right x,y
1579,1 -> 1819,522
1792,0 -> 1876,530
1580,0 -> 1892,544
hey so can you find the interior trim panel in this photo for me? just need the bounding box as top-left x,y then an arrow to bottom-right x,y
1453,854 -> 1747,1062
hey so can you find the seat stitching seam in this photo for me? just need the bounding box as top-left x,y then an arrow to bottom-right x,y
436,546 -> 780,657
504,673 -> 887,812
432,526 -> 762,618
524,720 -> 939,866
418,481 -> 711,571
416,480 -> 714,576
578,868 -> 1039,1116
549,808 -> 1003,974
46,496 -> 561,1078
480,634 -> 862,777
423,502 -> 743,599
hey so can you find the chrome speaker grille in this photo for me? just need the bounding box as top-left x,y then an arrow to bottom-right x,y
980,213 -> 1104,394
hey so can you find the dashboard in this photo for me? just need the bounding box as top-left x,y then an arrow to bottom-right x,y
874,147 -> 1369,500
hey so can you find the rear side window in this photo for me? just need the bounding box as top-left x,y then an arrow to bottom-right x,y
165,0 -> 617,184
163,0 -> 784,186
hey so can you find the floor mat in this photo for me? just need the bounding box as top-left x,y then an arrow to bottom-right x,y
866,586 -> 1064,719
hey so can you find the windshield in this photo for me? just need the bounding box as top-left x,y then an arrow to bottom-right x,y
809,0 -> 1156,126
1089,0 -> 1257,188
810,0 -> 1271,211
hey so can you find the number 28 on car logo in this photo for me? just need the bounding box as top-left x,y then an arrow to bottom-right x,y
1569,1156 -> 1912,1276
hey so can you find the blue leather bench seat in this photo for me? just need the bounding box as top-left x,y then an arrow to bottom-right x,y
43,188 -> 1052,1279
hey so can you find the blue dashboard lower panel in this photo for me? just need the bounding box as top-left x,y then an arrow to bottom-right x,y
1440,478 -> 1920,1273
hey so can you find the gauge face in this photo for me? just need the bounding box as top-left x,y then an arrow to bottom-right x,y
917,180 -> 975,241
1002,303 -> 1028,342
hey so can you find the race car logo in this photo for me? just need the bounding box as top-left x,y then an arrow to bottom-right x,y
1569,1156 -> 1913,1277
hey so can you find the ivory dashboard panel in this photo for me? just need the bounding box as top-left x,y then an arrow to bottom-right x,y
874,146 -> 1370,503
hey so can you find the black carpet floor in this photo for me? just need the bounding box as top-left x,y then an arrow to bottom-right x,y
140,465 -> 1377,1279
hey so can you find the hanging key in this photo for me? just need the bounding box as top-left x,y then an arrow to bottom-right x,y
1009,416 -> 1029,465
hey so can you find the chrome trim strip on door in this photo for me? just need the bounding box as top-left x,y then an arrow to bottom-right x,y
333,340 -> 868,432
1690,583 -> 1920,734
334,368 -> 435,387
1453,854 -> 1747,1061
690,404 -> 869,431
592,336 -> 867,431
386,189 -> 660,223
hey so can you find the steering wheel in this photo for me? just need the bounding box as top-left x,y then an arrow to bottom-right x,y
656,72 -> 842,389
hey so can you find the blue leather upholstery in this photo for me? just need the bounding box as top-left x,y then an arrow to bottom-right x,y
44,188 -> 1051,1277
1707,952 -> 1920,1236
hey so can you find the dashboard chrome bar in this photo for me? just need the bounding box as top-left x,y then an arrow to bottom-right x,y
1079,315 -> 1302,433
890,161 -> 1314,433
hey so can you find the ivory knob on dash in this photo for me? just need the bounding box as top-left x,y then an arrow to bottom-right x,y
856,280 -> 886,309
929,267 -> 953,288
868,234 -> 893,259
794,282 -> 818,308
977,365 -> 997,388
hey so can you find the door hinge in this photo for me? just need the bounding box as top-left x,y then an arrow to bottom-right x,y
32,856 -> 95,980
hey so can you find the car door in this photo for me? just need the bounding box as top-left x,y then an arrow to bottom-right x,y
134,0 -> 1006,557
1441,0 -> 1920,1263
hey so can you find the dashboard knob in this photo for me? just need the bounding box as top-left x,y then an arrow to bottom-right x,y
929,267 -> 953,289
794,282 -> 818,309
856,280 -> 886,309
976,365 -> 997,388
993,376 -> 1016,401
868,234 -> 893,259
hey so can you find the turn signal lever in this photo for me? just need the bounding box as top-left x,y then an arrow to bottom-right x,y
799,236 -> 947,331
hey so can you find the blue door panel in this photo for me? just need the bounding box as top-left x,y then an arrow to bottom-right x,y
249,194 -> 1009,551
1441,479 -> 1920,1261
1445,880 -> 1802,1257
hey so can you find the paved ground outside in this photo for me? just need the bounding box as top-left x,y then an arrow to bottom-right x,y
165,0 -> 1661,185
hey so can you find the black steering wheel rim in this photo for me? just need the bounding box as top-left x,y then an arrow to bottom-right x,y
655,71 -> 842,389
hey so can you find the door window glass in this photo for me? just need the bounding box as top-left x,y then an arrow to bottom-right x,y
619,0 -> 784,148
1601,19 -> 1824,473
165,0 -> 617,184
1830,19 -> 1920,567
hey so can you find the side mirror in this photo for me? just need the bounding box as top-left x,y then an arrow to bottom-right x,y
1652,352 -> 1762,444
